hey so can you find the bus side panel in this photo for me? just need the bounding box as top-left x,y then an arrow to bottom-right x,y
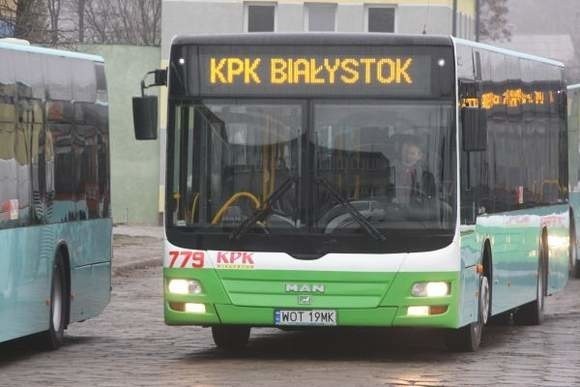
0,218 -> 112,344
65,218 -> 112,323
570,88 -> 580,263
476,214 -> 540,315
544,210 -> 570,294
0,226 -> 50,343
458,230 -> 480,327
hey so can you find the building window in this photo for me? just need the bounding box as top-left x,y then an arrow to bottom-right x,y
367,6 -> 395,33
246,3 -> 276,32
305,3 -> 336,32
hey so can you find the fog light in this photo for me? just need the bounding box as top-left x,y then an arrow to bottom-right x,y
168,279 -> 202,295
411,282 -> 450,297
407,306 -> 429,317
185,303 -> 206,314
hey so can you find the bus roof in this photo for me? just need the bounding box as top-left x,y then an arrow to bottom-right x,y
172,33 -> 453,47
452,37 -> 565,68
0,40 -> 104,63
171,33 -> 564,68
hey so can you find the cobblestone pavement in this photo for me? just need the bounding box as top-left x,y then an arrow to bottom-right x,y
2,235 -> 580,386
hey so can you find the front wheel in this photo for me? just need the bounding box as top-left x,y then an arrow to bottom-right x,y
446,275 -> 489,352
36,253 -> 66,350
211,326 -> 251,351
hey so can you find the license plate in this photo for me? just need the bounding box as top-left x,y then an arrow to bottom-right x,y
274,310 -> 337,326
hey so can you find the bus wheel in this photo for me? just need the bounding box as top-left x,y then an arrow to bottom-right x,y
211,326 -> 250,351
37,253 -> 66,350
446,275 -> 489,352
514,257 -> 545,325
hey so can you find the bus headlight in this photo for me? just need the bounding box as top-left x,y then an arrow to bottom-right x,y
168,279 -> 203,295
411,282 -> 450,297
548,235 -> 569,250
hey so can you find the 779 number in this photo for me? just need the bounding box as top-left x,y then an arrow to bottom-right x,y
168,250 -> 205,268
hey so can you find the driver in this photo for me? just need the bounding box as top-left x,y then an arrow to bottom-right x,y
392,136 -> 434,204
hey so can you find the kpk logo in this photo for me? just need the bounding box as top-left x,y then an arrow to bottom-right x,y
216,251 -> 255,270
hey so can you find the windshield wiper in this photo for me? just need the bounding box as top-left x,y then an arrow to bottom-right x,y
316,177 -> 386,241
229,176 -> 297,240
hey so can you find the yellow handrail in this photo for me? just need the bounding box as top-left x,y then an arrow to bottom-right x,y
190,193 -> 199,224
211,192 -> 261,224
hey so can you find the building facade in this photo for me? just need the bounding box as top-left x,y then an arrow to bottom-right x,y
162,0 -> 477,59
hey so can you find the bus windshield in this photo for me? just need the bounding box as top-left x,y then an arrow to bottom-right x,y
168,99 -> 456,241
313,101 -> 455,233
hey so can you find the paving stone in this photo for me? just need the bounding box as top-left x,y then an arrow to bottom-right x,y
2,235 -> 580,386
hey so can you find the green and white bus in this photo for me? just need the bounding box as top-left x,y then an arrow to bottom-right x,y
134,34 -> 572,352
0,40 -> 111,349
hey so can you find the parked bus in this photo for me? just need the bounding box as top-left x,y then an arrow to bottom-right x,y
134,34 -> 572,352
569,84 -> 580,277
0,40 -> 111,349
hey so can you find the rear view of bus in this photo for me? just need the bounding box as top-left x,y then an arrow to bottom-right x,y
134,34 -> 570,352
0,40 -> 111,349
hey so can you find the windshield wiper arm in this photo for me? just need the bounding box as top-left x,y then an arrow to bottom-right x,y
316,177 -> 386,241
229,176 -> 297,240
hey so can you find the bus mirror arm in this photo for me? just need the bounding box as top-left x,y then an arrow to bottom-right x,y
140,69 -> 167,96
133,69 -> 167,141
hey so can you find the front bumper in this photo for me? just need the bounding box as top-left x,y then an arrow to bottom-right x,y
164,268 -> 460,329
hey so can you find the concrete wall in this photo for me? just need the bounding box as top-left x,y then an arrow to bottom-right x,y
80,45 -> 162,225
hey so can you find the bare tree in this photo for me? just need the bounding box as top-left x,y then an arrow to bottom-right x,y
1,0 -> 160,46
71,0 -> 85,44
46,0 -> 62,45
0,0 -> 47,41
480,0 -> 512,42
81,0 -> 160,45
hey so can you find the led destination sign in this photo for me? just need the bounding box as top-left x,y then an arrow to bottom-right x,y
209,57 -> 415,86
195,46 -> 446,97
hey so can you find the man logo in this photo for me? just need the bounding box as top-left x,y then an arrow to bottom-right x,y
285,284 -> 325,293
298,295 -> 311,305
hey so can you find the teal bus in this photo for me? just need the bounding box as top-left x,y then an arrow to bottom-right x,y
569,83 -> 580,277
0,40 -> 111,349
134,34 -> 572,352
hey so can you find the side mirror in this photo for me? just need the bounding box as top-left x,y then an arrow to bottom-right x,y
132,69 -> 167,141
461,107 -> 487,152
133,96 -> 158,140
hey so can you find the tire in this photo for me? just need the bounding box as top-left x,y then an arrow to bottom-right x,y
211,326 -> 251,351
446,275 -> 489,352
571,222 -> 580,279
514,256 -> 545,325
36,253 -> 66,350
